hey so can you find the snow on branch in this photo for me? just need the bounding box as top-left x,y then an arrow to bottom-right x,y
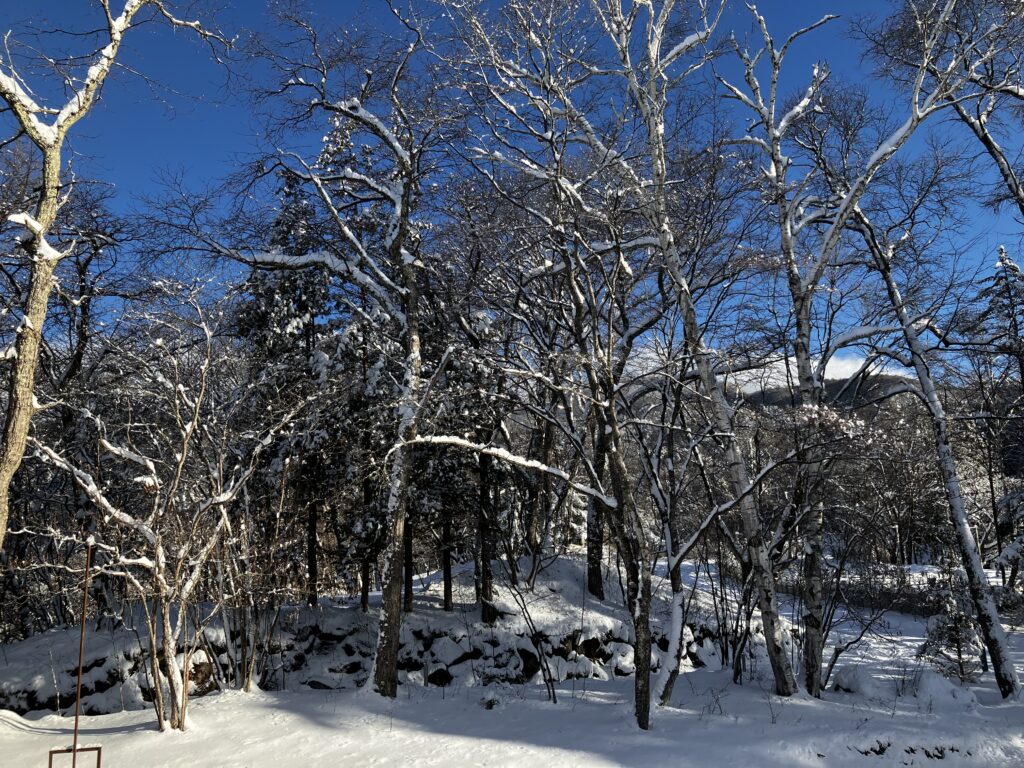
404,434 -> 618,508
7,212 -> 68,261
331,97 -> 411,168
994,533 -> 1024,569
31,438 -> 158,547
0,1 -> 226,151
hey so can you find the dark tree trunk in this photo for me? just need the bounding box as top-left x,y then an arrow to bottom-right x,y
603,414 -> 652,730
479,451 -> 497,625
360,462 -> 374,613
306,502 -> 319,608
403,516 -> 414,613
441,513 -> 453,612
625,559 -> 652,730
586,439 -> 607,600
361,558 -> 371,613
801,500 -> 825,696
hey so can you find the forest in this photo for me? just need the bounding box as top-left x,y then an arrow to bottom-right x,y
1,1 -> 1024,765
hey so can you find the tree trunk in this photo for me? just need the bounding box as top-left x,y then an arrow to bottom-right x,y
0,0 -> 156,553
626,557 -> 652,730
479,451 -> 497,625
361,558 -> 371,613
441,513 -> 453,612
603,419 -> 653,730
931,408 -> 1020,698
784,289 -> 827,697
0,152 -> 62,552
144,598 -> 166,731
306,501 -> 319,608
403,514 -> 414,613
586,439 -> 607,600
371,451 -> 410,697
876,256 -> 1021,699
675,292 -> 798,697
361,461 -> 374,613
160,597 -> 185,731
655,589 -> 686,706
654,83 -> 797,695
801,500 -> 825,696
370,232 -> 422,697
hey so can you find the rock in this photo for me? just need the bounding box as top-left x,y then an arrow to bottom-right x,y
517,647 -> 540,682
329,660 -> 365,676
304,678 -> 335,690
189,661 -> 217,696
579,636 -> 612,663
912,670 -> 978,710
396,657 -> 424,672
429,636 -> 471,666
316,625 -> 353,643
451,647 -> 484,667
426,667 -> 454,687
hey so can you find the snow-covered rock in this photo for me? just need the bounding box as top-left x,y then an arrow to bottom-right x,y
911,669 -> 978,710
833,665 -> 881,698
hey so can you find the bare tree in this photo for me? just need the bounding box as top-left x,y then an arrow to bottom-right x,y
718,0 -> 978,695
0,0 -> 227,551
33,284 -> 301,730
850,202 -> 1021,698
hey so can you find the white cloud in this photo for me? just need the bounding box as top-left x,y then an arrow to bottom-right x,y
733,353 -> 911,394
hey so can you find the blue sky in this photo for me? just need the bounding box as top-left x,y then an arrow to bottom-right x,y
2,0 -> 1019,262
1,1 -> 880,209
4,1 -> 372,210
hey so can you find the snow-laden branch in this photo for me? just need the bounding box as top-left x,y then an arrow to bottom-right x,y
404,434 -> 618,508
7,212 -> 68,261
1,1 -> 142,148
100,437 -> 158,480
994,531 -> 1024,569
209,242 -> 407,326
31,438 -> 158,547
817,325 -> 898,369
330,97 -> 411,168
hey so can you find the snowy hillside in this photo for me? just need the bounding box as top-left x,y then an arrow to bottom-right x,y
2,555 -> 1023,766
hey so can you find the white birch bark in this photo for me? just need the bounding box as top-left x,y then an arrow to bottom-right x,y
858,213 -> 1021,699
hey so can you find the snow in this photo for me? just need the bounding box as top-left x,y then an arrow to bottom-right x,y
3,555 -> 1024,765
3,651 -> 1022,766
0,73 -> 57,146
661,28 -> 713,70
911,670 -> 979,712
833,665 -> 882,698
336,97 -> 410,166
8,212 -> 65,261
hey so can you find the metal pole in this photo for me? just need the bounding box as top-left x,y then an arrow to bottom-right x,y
72,538 -> 94,768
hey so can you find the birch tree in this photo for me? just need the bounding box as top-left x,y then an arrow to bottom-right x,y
447,0 -> 685,726
190,2 -> 450,699
847,151 -> 1022,697
576,0 -> 806,697
719,0 -> 977,695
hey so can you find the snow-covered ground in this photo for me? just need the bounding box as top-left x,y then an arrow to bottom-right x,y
4,660 -> 1023,766
3,556 -> 1023,767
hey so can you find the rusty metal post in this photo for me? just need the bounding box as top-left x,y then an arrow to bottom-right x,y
72,539 -> 93,768
49,746 -> 101,768
48,537 -> 102,766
